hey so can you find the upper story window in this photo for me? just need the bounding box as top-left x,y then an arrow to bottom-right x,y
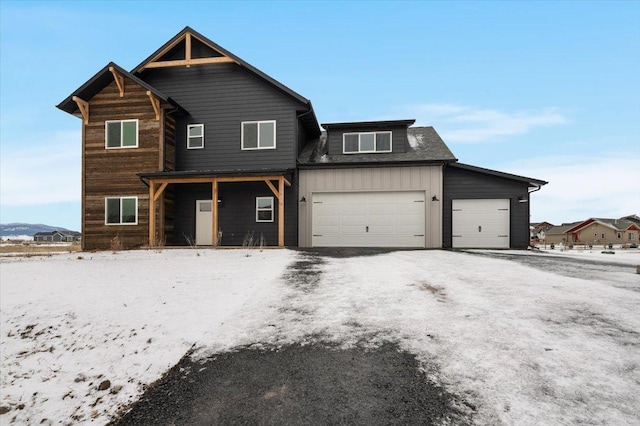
105,120 -> 138,149
187,124 -> 204,149
105,196 -> 138,225
242,120 -> 276,150
343,131 -> 392,154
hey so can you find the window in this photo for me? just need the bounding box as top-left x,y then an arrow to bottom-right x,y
187,124 -> 204,149
601,233 -> 606,239
343,132 -> 392,153
256,197 -> 274,222
105,197 -> 138,225
242,121 -> 276,150
617,232 -> 622,239
105,120 -> 138,149
630,233 -> 636,240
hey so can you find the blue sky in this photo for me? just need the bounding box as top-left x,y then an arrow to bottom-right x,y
1,1 -> 639,231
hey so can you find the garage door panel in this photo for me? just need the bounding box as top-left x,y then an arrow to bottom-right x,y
312,191 -> 425,247
452,199 -> 510,248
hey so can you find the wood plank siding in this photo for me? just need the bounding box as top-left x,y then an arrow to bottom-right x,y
83,80 -> 169,250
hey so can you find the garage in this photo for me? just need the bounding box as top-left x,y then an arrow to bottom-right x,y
451,199 -> 510,248
311,191 -> 426,248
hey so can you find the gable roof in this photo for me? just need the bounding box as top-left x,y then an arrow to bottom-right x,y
565,217 -> 639,234
298,126 -> 457,167
132,26 -> 313,109
545,222 -> 583,235
448,163 -> 548,187
56,62 -> 183,115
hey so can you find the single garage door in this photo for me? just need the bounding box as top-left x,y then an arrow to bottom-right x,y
312,191 -> 425,248
452,199 -> 510,248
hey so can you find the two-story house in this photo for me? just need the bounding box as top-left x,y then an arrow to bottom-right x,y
58,27 -> 546,250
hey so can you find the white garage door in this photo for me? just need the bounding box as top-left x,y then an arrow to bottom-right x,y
452,199 -> 510,248
312,191 -> 425,248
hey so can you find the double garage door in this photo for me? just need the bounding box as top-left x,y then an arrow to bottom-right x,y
312,191 -> 425,248
452,199 -> 510,248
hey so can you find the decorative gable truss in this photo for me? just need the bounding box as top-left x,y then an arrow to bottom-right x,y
136,30 -> 237,71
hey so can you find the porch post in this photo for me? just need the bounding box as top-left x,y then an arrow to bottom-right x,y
212,178 -> 218,247
278,176 -> 285,247
149,182 -> 156,246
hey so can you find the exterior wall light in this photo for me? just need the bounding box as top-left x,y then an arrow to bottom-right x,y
432,195 -> 439,202
300,196 -> 307,203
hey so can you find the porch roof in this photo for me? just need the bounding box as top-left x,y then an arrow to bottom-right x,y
139,169 -> 293,181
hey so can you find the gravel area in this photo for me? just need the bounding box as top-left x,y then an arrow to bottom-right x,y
112,342 -> 472,426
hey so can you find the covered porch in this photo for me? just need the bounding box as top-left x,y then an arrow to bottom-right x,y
141,172 -> 292,247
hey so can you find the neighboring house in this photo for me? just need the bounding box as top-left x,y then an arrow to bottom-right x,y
34,231 -> 81,243
530,221 -> 554,241
544,218 -> 639,246
544,222 -> 582,245
564,218 -> 639,246
57,27 -> 546,251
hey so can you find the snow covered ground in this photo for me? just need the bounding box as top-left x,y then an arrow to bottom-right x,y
1,248 -> 639,425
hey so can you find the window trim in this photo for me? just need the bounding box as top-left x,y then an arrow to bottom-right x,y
255,196 -> 274,223
343,131 -> 393,154
187,124 -> 205,150
105,119 -> 139,149
105,196 -> 139,225
241,120 -> 277,150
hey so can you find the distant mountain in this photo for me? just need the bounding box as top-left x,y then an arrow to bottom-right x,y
0,223 -> 78,237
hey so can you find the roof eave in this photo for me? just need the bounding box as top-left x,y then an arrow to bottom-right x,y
131,26 -> 310,107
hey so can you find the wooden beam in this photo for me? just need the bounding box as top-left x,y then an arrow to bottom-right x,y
283,177 -> 292,187
153,182 -> 168,201
108,66 -> 125,97
149,183 -> 156,247
72,96 -> 89,124
216,175 -> 286,183
146,91 -> 161,120
142,57 -> 235,69
278,176 -> 285,247
185,32 -> 192,68
150,174 -> 287,185
212,179 -> 218,247
264,179 -> 280,200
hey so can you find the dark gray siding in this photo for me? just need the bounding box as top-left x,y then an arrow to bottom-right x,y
170,181 -> 297,247
443,166 -> 531,249
142,64 -> 304,172
326,126 -> 409,155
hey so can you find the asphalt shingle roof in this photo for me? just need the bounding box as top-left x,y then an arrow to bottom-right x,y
298,126 -> 457,166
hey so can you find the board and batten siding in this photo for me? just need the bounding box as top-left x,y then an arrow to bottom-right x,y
142,65 -> 305,172
443,166 -> 531,249
298,166 -> 443,248
82,80 -> 168,250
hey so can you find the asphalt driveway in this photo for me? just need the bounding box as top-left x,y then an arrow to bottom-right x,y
112,250 -> 473,425
110,248 -> 640,425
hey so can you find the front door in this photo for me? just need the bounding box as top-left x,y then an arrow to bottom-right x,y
195,200 -> 213,245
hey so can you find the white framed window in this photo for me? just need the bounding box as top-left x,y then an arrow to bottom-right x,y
242,120 -> 276,150
256,197 -> 274,222
105,197 -> 138,225
105,120 -> 138,149
187,124 -> 204,149
630,233 -> 636,240
343,131 -> 392,154
601,233 -> 606,239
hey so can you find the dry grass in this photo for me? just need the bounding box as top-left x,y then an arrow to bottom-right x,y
0,243 -> 81,255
